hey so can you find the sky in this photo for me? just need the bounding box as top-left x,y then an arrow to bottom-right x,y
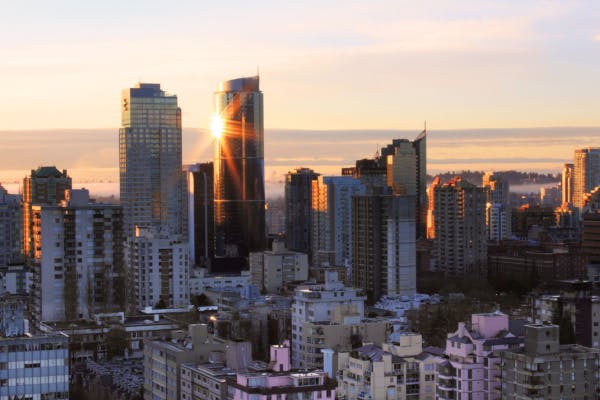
1,1 -> 600,131
1,1 -> 600,197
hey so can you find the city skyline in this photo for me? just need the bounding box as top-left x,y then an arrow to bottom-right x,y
2,1 -> 600,132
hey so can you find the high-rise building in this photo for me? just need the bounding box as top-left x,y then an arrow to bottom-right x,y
482,172 -> 511,242
311,175 -> 365,268
562,163 -> 574,205
352,193 -> 416,302
285,167 -> 319,257
126,227 -> 189,310
23,166 -> 72,259
486,203 -> 511,241
30,189 -> 125,326
0,184 -> 21,266
119,83 -> 184,237
482,171 -> 510,205
185,162 -> 214,266
573,147 -> 600,209
381,131 -> 427,238
431,177 -> 487,277
213,76 -> 266,257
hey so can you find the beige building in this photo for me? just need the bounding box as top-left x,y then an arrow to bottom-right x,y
309,264 -> 348,285
249,240 -> 308,294
299,314 -> 392,370
143,324 -> 227,400
499,323 -> 600,399
292,271 -> 366,368
180,341 -> 251,400
336,333 -> 437,400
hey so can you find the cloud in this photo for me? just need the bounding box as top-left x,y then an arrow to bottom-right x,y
595,34 -> 600,42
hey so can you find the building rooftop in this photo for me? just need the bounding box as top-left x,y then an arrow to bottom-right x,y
31,166 -> 68,178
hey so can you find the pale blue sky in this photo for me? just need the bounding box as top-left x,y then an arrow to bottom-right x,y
1,1 -> 600,130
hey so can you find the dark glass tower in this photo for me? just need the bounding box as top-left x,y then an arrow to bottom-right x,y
213,76 -> 266,257
186,162 -> 214,265
285,168 -> 319,257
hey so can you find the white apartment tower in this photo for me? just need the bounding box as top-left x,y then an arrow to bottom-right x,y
127,227 -> 189,310
31,189 -> 125,325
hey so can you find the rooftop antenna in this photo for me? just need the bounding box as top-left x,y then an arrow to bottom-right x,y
424,120 -> 427,132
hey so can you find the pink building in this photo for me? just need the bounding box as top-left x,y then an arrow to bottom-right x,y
231,341 -> 336,399
437,312 -> 523,400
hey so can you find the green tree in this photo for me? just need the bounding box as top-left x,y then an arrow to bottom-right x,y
105,327 -> 128,360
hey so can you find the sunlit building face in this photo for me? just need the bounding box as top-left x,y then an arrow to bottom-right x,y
213,76 -> 266,257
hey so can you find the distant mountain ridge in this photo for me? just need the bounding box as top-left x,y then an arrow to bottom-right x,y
427,170 -> 560,186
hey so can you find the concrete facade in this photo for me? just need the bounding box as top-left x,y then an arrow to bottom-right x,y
126,227 -> 190,310
143,324 -> 227,400
249,240 -> 309,294
31,189 -> 125,327
430,177 -> 487,277
336,334 -> 437,400
436,312 -> 524,400
291,271 -> 366,368
499,323 -> 600,399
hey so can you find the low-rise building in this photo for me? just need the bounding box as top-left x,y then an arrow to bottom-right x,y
499,323 -> 600,399
532,280 -> 600,348
180,341 -> 251,400
40,311 -> 182,363
335,333 -> 438,400
189,267 -> 252,298
309,264 -> 348,285
0,299 -> 69,400
249,240 -> 309,294
230,341 -> 337,400
436,312 -> 524,400
0,264 -> 31,295
144,324 -> 227,400
181,360 -> 235,400
292,271 -> 366,368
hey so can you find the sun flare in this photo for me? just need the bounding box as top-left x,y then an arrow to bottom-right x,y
210,114 -> 223,139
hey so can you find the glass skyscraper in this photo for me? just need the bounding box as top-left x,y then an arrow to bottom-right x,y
213,76 -> 266,257
119,83 -> 184,236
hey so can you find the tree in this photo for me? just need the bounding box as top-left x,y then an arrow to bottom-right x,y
555,311 -> 576,345
105,327 -> 128,360
191,294 -> 213,307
